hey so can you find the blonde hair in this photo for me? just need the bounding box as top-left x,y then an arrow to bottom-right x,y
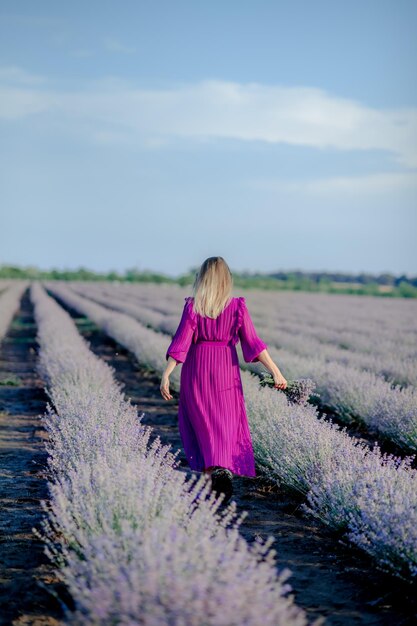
191,257 -> 233,319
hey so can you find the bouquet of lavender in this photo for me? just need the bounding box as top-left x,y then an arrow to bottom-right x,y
259,373 -> 318,406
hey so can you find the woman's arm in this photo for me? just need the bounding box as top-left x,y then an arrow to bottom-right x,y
161,298 -> 197,401
160,356 -> 177,400
165,355 -> 178,375
256,349 -> 288,389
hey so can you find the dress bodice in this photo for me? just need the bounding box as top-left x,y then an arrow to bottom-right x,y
166,295 -> 268,364
189,296 -> 241,345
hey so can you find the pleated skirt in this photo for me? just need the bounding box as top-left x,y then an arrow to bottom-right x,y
177,342 -> 256,477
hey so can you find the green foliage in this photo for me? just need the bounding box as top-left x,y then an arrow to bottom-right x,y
0,374 -> 22,386
1,264 -> 416,298
397,281 -> 417,298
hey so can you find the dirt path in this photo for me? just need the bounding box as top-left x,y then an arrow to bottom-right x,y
48,290 -> 416,626
0,289 -> 66,625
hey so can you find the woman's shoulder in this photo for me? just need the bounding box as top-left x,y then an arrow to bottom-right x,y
227,296 -> 244,310
184,296 -> 195,312
226,296 -> 246,311
235,296 -> 249,319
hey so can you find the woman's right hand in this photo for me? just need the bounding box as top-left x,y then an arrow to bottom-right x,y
160,373 -> 173,400
273,370 -> 288,390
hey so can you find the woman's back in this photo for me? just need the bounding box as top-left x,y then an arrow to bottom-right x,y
189,296 -> 239,343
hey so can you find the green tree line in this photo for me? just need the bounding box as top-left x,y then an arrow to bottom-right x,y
1,264 -> 416,298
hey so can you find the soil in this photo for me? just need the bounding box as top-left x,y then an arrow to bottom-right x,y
0,290 -> 67,625
46,289 -> 417,626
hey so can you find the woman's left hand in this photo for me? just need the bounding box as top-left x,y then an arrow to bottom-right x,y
160,373 -> 173,400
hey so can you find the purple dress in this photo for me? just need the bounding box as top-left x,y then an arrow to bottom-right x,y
165,296 -> 268,477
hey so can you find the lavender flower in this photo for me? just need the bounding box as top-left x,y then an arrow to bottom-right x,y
259,374 -> 319,406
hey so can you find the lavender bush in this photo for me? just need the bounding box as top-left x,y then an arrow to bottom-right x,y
259,374 -> 318,406
346,453 -> 417,579
0,281 -> 28,342
248,349 -> 417,453
243,375 -> 417,581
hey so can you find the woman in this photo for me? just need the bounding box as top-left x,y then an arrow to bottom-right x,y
160,257 -> 287,504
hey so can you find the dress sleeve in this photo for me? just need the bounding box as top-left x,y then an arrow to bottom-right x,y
237,297 -> 268,363
165,297 -> 197,363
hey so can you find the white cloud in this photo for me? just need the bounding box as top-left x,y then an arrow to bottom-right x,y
0,86 -> 52,119
245,171 -> 417,196
0,69 -> 416,168
0,65 -> 46,85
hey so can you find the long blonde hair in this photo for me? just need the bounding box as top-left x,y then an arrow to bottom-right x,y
191,257 -> 233,318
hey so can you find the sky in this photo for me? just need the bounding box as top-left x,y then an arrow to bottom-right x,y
0,0 -> 416,277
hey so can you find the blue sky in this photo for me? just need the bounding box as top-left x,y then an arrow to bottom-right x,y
1,0 -> 416,276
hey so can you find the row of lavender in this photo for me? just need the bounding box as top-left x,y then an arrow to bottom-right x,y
65,281 -> 417,454
43,281 -> 417,582
30,282 -> 314,626
0,282 -> 28,342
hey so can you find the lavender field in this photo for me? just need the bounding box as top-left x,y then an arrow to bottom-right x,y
0,280 -> 416,625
